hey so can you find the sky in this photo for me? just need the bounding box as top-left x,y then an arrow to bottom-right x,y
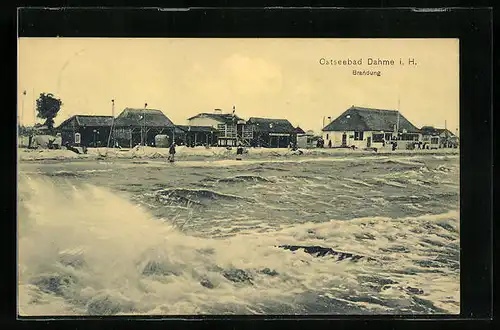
18,38 -> 459,134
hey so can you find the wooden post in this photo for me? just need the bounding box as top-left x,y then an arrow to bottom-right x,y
106,99 -> 115,149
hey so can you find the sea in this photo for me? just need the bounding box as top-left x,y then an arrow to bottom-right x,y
17,153 -> 460,316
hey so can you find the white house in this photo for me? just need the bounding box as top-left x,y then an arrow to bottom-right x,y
187,109 -> 252,147
322,106 -> 421,149
420,126 -> 459,149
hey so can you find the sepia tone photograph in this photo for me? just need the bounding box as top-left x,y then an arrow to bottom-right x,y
17,38 -> 460,316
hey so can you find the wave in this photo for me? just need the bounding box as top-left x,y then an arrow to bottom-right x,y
381,159 -> 426,167
44,170 -> 82,178
17,176 -> 460,316
202,175 -> 275,184
154,188 -> 250,207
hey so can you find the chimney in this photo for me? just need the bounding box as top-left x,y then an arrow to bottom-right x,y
214,108 -> 222,114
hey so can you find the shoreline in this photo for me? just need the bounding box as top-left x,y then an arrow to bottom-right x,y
17,146 -> 460,163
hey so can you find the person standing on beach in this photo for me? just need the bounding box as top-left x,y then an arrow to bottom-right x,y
168,142 -> 176,162
236,140 -> 244,160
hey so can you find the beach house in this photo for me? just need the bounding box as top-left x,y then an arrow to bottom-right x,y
322,106 -> 421,149
247,117 -> 297,148
176,125 -> 218,147
296,127 -> 316,149
56,115 -> 114,147
113,108 -> 182,148
187,109 -> 252,147
420,126 -> 459,149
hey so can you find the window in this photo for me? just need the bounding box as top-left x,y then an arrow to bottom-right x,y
326,133 -> 329,140
217,124 -> 225,131
431,137 -> 439,144
372,133 -> 384,142
384,133 -> 392,140
354,132 -> 364,141
401,133 -> 419,141
74,133 -> 81,144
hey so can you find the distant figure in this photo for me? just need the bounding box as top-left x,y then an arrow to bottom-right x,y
236,141 -> 244,160
168,142 -> 176,162
392,141 -> 397,151
328,140 -> 332,148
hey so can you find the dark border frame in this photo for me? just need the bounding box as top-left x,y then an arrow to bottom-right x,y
5,6 -> 493,329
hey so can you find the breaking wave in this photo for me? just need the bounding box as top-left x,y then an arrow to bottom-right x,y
152,188 -> 251,207
202,175 -> 275,184
18,175 -> 459,316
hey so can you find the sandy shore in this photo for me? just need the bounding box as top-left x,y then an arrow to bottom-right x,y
17,146 -> 460,162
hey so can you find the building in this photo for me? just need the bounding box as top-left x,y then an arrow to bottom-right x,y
187,109 -> 252,147
176,125 -> 218,147
56,115 -> 114,147
113,108 -> 182,147
295,126 -> 306,135
322,106 -> 421,149
420,126 -> 459,149
247,117 -> 297,148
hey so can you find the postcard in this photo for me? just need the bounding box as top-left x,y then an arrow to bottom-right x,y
17,38 -> 460,316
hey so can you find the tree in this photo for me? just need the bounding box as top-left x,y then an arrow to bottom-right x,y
36,93 -> 62,129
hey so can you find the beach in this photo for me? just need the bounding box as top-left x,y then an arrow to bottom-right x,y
17,146 -> 459,162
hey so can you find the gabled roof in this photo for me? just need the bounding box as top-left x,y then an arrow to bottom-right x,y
420,126 -> 456,137
114,108 -> 175,127
322,106 -> 420,133
187,112 -> 243,124
57,115 -> 114,128
295,126 -> 306,134
177,125 -> 217,133
247,117 -> 296,134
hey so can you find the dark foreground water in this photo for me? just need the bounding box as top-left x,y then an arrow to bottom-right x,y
18,154 -> 460,315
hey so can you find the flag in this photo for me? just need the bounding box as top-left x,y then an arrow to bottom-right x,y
232,105 -> 235,115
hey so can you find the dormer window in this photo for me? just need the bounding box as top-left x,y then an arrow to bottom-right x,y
346,115 -> 351,119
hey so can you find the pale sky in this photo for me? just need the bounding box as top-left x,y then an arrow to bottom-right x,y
18,38 -> 459,134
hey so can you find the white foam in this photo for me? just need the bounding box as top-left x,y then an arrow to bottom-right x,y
17,176 -> 460,316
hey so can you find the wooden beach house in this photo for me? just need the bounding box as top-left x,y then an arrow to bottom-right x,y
56,115 -> 114,147
113,108 -> 182,148
176,125 -> 218,147
247,117 -> 297,148
187,109 -> 252,147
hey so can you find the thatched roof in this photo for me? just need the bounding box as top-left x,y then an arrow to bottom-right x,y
187,112 -> 243,124
114,108 -> 175,128
323,106 -> 420,133
57,115 -> 114,129
247,117 -> 296,134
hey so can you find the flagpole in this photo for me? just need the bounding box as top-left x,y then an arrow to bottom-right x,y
396,94 -> 400,135
32,88 -> 36,125
143,103 -> 147,146
106,99 -> 115,150
21,90 -> 26,126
